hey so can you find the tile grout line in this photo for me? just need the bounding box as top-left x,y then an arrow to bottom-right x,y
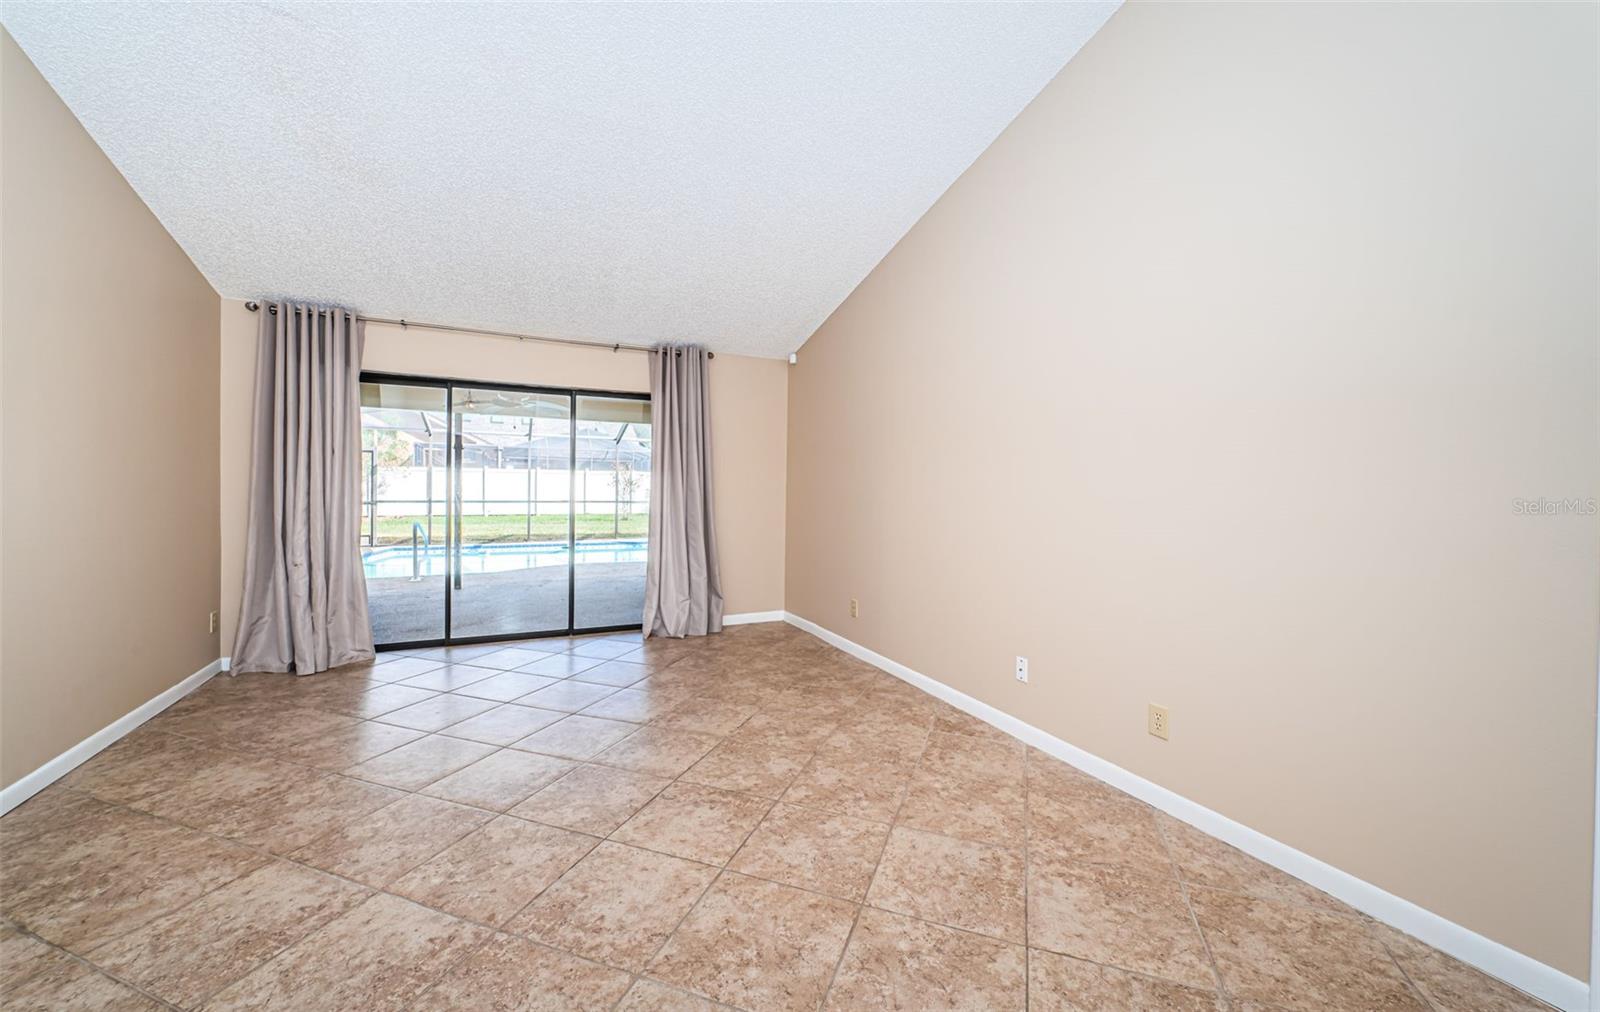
4,918 -> 187,1010
1151,800 -> 1232,1002
816,707 -> 934,1009
1372,933 -> 1444,1012
606,699 -> 801,1001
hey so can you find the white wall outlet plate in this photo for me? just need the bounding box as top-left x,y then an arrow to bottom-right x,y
1015,656 -> 1029,683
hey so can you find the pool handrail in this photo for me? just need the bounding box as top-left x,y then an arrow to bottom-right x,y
410,522 -> 429,582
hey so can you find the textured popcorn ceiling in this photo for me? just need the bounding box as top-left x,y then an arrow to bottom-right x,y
3,2 -> 1118,357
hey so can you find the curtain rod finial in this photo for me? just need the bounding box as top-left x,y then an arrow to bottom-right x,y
245,300 -> 260,312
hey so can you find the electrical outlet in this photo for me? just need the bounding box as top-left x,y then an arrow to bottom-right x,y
1148,704 -> 1170,740
209,611 -> 219,634
849,598 -> 859,619
1015,656 -> 1029,683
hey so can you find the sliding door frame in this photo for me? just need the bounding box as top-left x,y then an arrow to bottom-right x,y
361,370 -> 649,650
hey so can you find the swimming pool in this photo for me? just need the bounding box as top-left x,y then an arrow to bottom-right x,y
363,539 -> 645,580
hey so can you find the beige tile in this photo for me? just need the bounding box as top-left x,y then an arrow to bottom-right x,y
594,726 -> 722,778
569,638 -> 642,660
824,906 -> 1025,1011
507,842 -> 718,972
570,659 -> 654,687
421,749 -> 576,811
85,860 -> 368,1007
1368,921 -> 1550,1012
190,772 -> 405,854
651,698 -> 761,736
579,686 -> 686,723
648,872 -> 858,1012
512,714 -> 640,759
617,978 -> 724,1011
453,670 -> 562,702
58,728 -> 227,803
301,681 -> 440,719
203,893 -> 490,1010
680,740 -> 812,799
398,663 -> 504,692
2,954 -> 163,1010
375,693 -> 501,732
1027,749 -> 1126,806
516,653 -> 604,678
613,783 -> 771,865
726,710 -> 840,751
865,826 -> 1025,943
929,706 -> 1015,745
0,786 -> 113,847
1,807 -> 268,951
145,698 -> 275,742
1028,949 -> 1226,1011
233,706 -> 366,753
625,637 -> 698,666
518,679 -> 621,712
898,766 -> 1026,848
729,802 -> 888,901
413,933 -> 631,1010
1027,854 -> 1215,990
0,922 -> 62,991
362,655 -> 448,682
403,643 -> 504,664
391,816 -> 598,926
438,702 -> 567,746
919,730 -> 1024,787
1187,887 -> 1424,1010
292,794 -> 493,888
781,752 -> 912,823
510,764 -> 671,835
343,734 -> 498,790
817,719 -> 930,766
129,751 -> 319,831
1156,812 -> 1350,914
276,720 -> 426,770
1028,790 -> 1175,880
474,646 -> 561,670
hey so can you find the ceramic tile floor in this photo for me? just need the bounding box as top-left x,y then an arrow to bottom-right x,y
0,623 -> 1552,1010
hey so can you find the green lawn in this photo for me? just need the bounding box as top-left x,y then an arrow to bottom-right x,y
372,513 -> 646,545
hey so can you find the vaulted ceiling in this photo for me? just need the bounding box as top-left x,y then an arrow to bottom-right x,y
3,2 -> 1118,357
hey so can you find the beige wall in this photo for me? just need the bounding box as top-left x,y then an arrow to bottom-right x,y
1,32 -> 221,789
786,1 -> 1598,978
220,299 -> 787,649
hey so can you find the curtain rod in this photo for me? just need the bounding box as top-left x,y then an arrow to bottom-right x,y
242,301 -> 712,358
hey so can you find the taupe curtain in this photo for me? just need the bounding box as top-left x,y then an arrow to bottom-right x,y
231,302 -> 373,673
642,344 -> 723,638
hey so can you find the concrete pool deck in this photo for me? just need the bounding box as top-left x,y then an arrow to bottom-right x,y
365,561 -> 645,643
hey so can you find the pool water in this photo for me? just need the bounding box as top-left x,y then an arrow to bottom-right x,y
363,539 -> 645,580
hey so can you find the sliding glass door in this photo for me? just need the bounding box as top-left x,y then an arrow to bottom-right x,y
360,381 -> 449,644
359,375 -> 650,647
574,395 -> 652,628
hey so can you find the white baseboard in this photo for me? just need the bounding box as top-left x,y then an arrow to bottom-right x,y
722,610 -> 785,626
783,611 -> 1587,1012
0,657 -> 224,817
